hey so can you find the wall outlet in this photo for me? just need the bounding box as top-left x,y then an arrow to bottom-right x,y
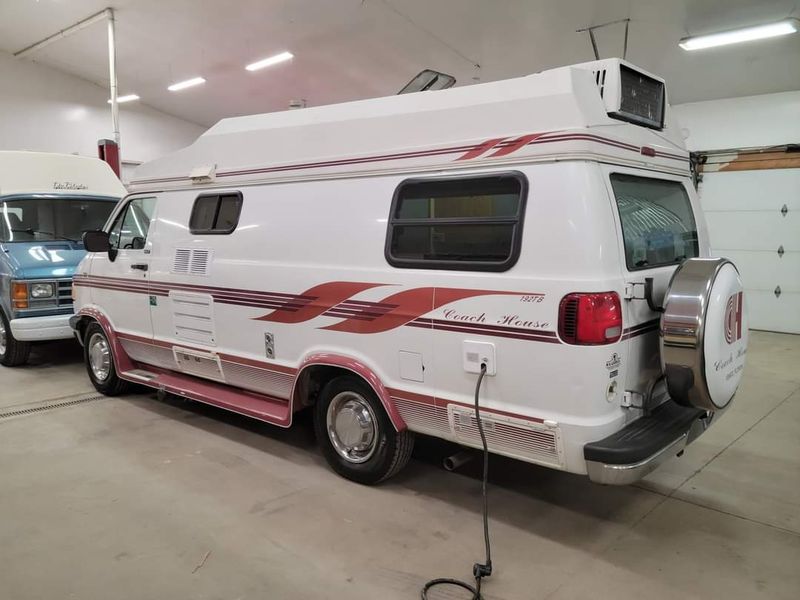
463,341 -> 496,376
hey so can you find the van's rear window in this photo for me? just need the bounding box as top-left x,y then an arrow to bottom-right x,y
610,174 -> 699,270
386,173 -> 526,272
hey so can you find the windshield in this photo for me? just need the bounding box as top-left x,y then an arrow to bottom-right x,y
0,197 -> 116,243
610,174 -> 699,270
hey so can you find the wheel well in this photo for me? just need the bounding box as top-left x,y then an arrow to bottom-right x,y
293,365 -> 350,410
73,315 -> 96,345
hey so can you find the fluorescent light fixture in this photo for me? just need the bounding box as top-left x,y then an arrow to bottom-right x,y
245,51 -> 294,71
107,94 -> 139,104
679,18 -> 799,50
167,77 -> 206,91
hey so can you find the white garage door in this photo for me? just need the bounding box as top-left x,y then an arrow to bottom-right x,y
699,168 -> 799,334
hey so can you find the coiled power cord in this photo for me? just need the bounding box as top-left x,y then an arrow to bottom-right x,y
421,362 -> 492,600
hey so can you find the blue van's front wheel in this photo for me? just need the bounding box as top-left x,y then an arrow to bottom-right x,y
0,309 -> 31,367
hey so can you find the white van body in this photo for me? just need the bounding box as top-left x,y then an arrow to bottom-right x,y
71,59 -> 747,485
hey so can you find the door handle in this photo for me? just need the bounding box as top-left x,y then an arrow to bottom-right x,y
131,263 -> 149,272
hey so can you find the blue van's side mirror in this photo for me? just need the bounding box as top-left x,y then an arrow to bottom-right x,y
83,230 -> 110,253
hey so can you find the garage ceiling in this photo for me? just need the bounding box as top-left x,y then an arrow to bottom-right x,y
1,0 -> 798,127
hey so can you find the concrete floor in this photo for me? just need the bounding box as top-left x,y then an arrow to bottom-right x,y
0,332 -> 798,600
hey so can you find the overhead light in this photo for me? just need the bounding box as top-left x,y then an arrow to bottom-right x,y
245,51 -> 294,71
679,18 -> 799,51
108,94 -> 139,104
168,77 -> 206,92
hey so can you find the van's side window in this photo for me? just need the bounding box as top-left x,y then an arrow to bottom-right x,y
610,174 -> 699,271
189,192 -> 243,234
108,197 -> 156,250
386,173 -> 527,271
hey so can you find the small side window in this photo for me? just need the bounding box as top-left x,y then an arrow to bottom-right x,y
190,192 -> 243,234
386,173 -> 527,272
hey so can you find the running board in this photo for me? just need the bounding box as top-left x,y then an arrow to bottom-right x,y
119,366 -> 292,427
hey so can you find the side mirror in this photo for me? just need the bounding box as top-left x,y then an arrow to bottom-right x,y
82,230 -> 110,253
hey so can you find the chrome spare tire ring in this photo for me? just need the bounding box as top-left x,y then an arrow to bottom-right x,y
88,332 -> 112,382
326,391 -> 379,464
660,257 -> 748,412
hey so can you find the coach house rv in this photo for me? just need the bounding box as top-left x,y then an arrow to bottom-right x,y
0,152 -> 123,366
71,59 -> 748,485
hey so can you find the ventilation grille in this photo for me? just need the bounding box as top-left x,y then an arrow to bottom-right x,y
172,248 -> 212,276
392,396 -> 449,436
449,405 -> 562,467
593,69 -> 607,98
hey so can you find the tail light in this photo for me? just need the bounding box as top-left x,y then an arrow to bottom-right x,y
559,292 -> 622,345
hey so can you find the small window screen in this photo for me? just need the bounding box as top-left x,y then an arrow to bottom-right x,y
386,174 -> 526,271
610,174 -> 699,271
189,193 -> 243,234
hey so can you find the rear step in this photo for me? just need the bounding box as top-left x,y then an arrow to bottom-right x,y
584,400 -> 706,485
120,367 -> 292,426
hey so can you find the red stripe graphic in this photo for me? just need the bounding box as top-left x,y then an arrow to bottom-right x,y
323,287 -> 522,334
456,137 -> 508,160
253,281 -> 389,323
488,133 -> 546,158
131,131 -> 688,185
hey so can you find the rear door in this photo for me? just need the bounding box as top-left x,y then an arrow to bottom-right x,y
89,195 -> 158,340
603,166 -> 706,396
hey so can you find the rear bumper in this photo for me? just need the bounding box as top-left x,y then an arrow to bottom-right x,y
584,401 -> 709,485
10,314 -> 74,342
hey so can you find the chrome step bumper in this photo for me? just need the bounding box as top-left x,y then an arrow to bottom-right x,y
584,401 -> 709,485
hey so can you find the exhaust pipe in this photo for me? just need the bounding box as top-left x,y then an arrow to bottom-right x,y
443,450 -> 475,471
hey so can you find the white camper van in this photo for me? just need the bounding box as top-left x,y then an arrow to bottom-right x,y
71,59 -> 748,485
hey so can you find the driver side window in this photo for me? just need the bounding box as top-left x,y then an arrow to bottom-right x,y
108,197 -> 156,250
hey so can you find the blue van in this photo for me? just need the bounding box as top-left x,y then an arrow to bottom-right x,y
0,152 -> 124,366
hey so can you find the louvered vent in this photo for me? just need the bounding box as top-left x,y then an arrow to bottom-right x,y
593,69 -> 607,98
190,249 -> 211,275
449,405 -> 563,467
172,248 -> 212,276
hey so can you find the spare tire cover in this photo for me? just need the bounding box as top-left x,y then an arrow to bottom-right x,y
661,258 -> 748,411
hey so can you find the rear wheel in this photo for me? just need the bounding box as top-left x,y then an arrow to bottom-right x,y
314,375 -> 414,484
83,322 -> 129,395
0,309 -> 31,367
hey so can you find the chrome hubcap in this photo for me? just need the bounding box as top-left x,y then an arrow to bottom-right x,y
0,318 -> 6,356
326,391 -> 378,464
88,333 -> 111,381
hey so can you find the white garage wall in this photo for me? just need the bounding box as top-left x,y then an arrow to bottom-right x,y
0,50 -> 205,179
673,91 -> 800,151
673,92 -> 800,334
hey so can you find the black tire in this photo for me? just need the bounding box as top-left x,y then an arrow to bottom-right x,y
0,309 -> 31,367
314,375 -> 414,485
83,322 -> 130,396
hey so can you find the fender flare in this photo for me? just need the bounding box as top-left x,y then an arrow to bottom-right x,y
292,352 -> 407,431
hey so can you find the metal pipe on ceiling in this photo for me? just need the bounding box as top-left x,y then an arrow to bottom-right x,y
12,8 -> 112,58
107,9 -> 120,147
13,7 -> 122,159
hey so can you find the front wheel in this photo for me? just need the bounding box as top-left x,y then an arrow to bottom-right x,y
314,375 -> 414,485
83,322 -> 129,395
0,309 -> 31,367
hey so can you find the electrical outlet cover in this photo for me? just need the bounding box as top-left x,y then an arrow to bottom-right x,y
462,340 -> 496,375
